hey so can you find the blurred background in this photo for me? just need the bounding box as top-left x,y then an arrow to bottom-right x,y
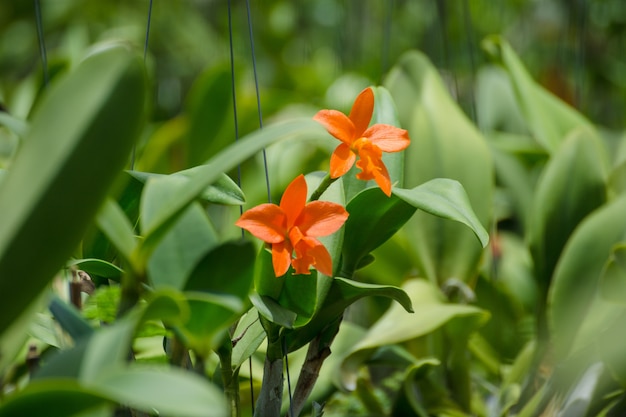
1,0 -> 625,129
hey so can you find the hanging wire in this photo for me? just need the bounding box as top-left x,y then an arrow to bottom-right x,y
245,0 -> 271,204
227,0 -> 245,232
380,0 -> 394,79
283,337 -> 295,417
34,0 -> 49,87
131,0 -> 154,170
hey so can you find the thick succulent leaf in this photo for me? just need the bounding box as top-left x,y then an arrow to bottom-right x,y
341,188 -> 416,276
94,198 -> 138,272
384,50 -> 493,283
340,279 -> 488,390
0,44 -> 146,337
393,179 -> 489,247
284,277 -> 413,353
529,128 -> 607,286
549,195 -> 626,357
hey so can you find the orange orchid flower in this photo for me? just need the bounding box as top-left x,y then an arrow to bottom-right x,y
236,174 -> 349,277
313,87 -> 410,196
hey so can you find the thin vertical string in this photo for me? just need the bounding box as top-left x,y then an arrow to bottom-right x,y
131,0 -> 154,170
227,0 -> 244,232
380,0 -> 394,80
34,0 -> 49,87
461,0 -> 477,124
283,337 -> 294,417
245,0 -> 271,204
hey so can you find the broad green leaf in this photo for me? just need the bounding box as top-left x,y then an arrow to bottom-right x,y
48,296 -> 93,341
87,364 -> 227,417
341,187 -> 416,276
185,66 -> 232,167
250,293 -> 297,329
129,170 -> 245,206
0,44 -> 146,336
0,111 -> 29,138
599,244 -> 626,303
385,50 -> 493,283
285,277 -> 413,353
147,202 -> 219,290
482,36 -> 594,153
138,118 -> 324,261
67,258 -> 124,280
529,129 -> 607,288
95,198 -> 137,271
232,308 -> 266,368
393,179 -> 489,247
549,195 -> 626,357
0,380 -> 110,417
340,279 -> 488,389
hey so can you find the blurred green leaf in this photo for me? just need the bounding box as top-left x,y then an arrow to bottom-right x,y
600,244 -> 626,304
0,111 -> 29,138
529,128 -> 607,287
95,198 -> 138,271
67,258 -> 124,280
0,44 -> 146,337
549,195 -> 626,358
147,201 -> 219,290
385,50 -> 493,283
340,279 -> 487,390
48,296 -> 93,341
482,36 -> 594,154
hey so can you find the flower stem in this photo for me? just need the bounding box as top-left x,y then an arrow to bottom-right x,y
309,174 -> 337,202
217,340 -> 241,417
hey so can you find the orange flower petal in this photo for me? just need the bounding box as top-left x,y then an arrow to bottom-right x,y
363,124 -> 410,153
313,110 -> 355,145
348,87 -> 374,136
280,174 -> 307,229
272,241 -> 292,277
355,152 -> 392,196
236,204 -> 286,243
306,240 -> 334,277
296,201 -> 348,237
329,143 -> 356,178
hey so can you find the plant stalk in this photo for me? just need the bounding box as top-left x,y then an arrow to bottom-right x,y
309,174 -> 338,202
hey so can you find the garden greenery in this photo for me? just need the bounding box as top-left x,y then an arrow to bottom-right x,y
2,3 -> 626,417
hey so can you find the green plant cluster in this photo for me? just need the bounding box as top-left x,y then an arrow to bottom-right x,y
2,2 -> 626,417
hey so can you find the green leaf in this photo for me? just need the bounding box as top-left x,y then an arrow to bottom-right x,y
0,380 -> 110,417
250,293 -> 297,329
87,364 -> 227,417
231,308 -> 266,368
285,277 -> 413,352
599,244 -> 626,304
94,198 -> 138,272
385,50 -> 493,283
529,129 -> 607,287
393,179 -> 489,247
48,296 -> 93,341
147,202 -> 219,290
340,279 -> 488,389
138,118 -> 324,262
0,43 -> 146,336
0,111 -> 29,138
549,195 -> 626,358
129,170 -> 245,206
67,258 -> 124,280
341,187 -> 416,276
482,36 -> 594,153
